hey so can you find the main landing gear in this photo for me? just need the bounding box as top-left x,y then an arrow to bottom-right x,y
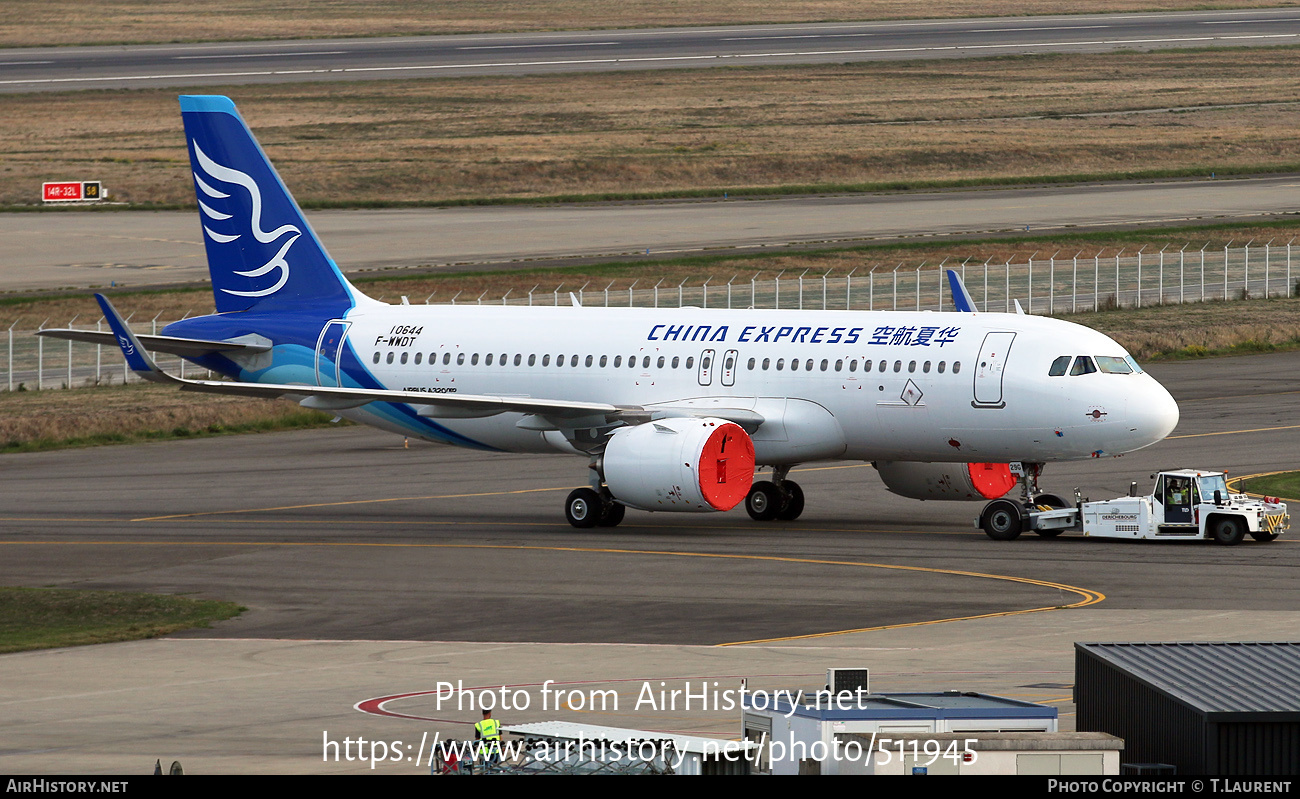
745,465 -> 805,522
978,462 -> 1061,540
565,486 -> 625,529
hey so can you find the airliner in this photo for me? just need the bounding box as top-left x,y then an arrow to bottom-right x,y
42,95 -> 1180,529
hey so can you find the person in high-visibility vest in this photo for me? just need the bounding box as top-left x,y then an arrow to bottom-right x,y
474,709 -> 502,767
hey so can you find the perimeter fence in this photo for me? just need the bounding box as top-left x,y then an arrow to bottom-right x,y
7,241 -> 1296,392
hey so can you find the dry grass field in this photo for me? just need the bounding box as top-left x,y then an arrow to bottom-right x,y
0,380 -> 336,451
0,1 -> 1289,47
5,46 -> 1300,207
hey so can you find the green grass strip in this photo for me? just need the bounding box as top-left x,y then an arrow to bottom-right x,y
0,587 -> 244,654
1237,472 -> 1300,502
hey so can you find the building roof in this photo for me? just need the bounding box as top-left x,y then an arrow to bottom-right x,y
742,690 -> 1056,721
1076,642 -> 1300,720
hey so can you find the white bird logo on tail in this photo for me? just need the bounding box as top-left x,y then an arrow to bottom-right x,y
192,142 -> 299,297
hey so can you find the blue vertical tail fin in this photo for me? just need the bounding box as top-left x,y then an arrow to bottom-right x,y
180,95 -> 361,314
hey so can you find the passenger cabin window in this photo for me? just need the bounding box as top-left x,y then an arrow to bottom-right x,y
1049,355 -> 1071,376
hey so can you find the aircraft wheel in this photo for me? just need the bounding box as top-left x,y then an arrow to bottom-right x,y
1032,493 -> 1068,537
596,500 -> 626,528
1210,516 -> 1245,546
980,499 -> 1025,541
565,488 -> 602,529
746,481 -> 781,521
776,480 -> 805,521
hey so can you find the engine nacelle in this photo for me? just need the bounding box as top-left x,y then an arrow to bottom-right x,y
875,461 -> 1017,501
603,417 -> 755,512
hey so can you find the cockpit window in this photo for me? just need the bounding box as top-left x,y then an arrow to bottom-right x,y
1069,356 -> 1097,376
1049,355 -> 1071,376
1095,356 -> 1134,374
1125,355 -> 1144,374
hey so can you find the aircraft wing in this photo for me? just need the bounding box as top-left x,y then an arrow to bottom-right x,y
36,328 -> 270,358
92,294 -> 765,427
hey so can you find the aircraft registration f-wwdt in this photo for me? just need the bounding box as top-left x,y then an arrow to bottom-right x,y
44,96 -> 1180,529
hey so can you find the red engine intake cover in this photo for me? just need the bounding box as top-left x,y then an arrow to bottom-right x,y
696,422 -> 756,510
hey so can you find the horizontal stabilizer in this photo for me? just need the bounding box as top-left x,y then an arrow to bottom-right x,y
93,293 -> 624,419
36,328 -> 270,358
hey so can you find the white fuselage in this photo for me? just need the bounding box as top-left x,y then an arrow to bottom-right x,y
289,302 -> 1179,466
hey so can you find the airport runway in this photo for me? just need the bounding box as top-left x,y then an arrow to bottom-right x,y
1,350 -> 1298,771
7,175 -> 1299,293
3,8 -> 1299,92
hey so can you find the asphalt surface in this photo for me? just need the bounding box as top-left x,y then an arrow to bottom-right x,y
3,8 -> 1300,92
5,9 -> 1300,771
9,175 -> 1300,293
1,350 -> 1297,646
2,347 -> 1298,772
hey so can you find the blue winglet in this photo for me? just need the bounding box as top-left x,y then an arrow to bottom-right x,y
95,294 -> 169,381
946,269 -> 978,313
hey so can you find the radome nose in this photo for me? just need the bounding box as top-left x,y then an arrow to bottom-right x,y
1130,378 -> 1180,445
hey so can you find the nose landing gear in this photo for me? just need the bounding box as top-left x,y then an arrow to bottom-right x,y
979,462 -> 1062,540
